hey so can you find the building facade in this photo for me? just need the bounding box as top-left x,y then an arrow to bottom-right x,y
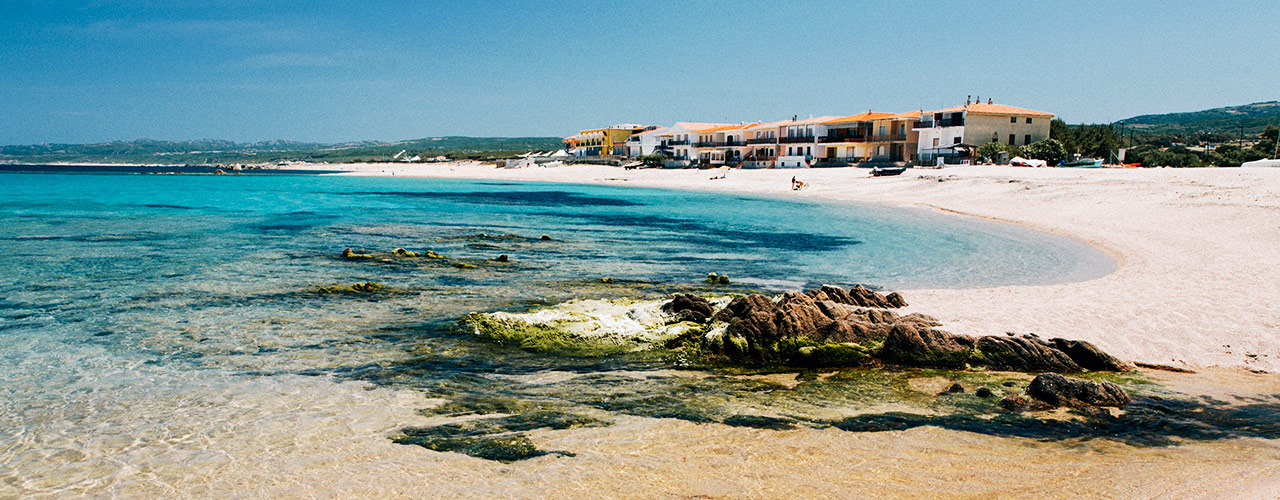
915,101 -> 1053,165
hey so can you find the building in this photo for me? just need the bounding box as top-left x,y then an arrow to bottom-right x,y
661,122 -> 733,167
915,100 -> 1053,165
564,125 -> 654,157
692,123 -> 756,166
626,127 -> 669,156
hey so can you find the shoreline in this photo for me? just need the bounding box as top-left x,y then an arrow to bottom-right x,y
280,161 -> 1280,373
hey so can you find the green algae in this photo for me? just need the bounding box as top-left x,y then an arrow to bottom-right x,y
314,281 -> 391,294
461,312 -> 639,357
393,410 -> 605,462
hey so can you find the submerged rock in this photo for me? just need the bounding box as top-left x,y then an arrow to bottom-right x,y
341,248 -> 373,260
1027,373 -> 1131,408
393,248 -> 420,257
453,262 -> 478,269
316,281 -> 386,294
494,254 -> 509,262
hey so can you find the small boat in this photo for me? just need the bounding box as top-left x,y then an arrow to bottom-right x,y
1060,158 -> 1103,168
870,166 -> 907,176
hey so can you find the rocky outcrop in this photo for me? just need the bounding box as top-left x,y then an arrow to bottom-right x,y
880,323 -> 975,369
662,294 -> 714,322
804,285 -> 906,309
974,335 -> 1082,372
1049,338 -> 1134,372
1027,373 -> 1131,408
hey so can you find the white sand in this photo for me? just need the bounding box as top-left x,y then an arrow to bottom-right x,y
302,162 -> 1280,372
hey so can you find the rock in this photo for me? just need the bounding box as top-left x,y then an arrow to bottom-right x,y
454,262 -> 478,269
973,335 -> 1082,372
718,274 -> 729,285
885,292 -> 907,308
393,248 -> 420,257
880,323 -> 974,368
712,294 -> 779,342
600,277 -> 614,284
494,254 -> 509,262
318,281 -> 385,294
1002,380 -> 1018,387
805,285 -> 905,309
705,272 -> 719,284
998,393 -> 1028,411
341,248 -> 373,260
662,294 -> 714,323
1027,373 -> 1130,408
1050,338 -> 1134,372
540,235 -> 552,241
424,250 -> 445,259
848,285 -> 894,308
975,387 -> 993,398
944,383 -> 965,394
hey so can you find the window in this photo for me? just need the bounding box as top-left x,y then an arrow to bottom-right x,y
1024,134 -> 1032,145
1010,117 -> 1017,123
953,137 -> 961,144
879,125 -> 886,136
932,138 -> 940,147
992,132 -> 999,143
1026,117 -> 1032,124
1009,134 -> 1016,145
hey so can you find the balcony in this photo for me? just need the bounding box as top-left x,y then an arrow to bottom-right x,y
869,134 -> 909,142
779,136 -> 817,144
914,118 -> 964,129
692,140 -> 747,148
746,137 -> 778,144
692,141 -> 715,147
667,140 -> 690,146
820,135 -> 867,143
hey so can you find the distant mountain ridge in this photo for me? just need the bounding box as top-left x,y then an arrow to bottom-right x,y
1119,101 -> 1280,135
0,136 -> 565,164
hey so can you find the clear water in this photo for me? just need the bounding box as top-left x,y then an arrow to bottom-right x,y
0,172 -> 1124,494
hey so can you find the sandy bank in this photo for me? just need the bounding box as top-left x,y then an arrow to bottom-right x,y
291,162 -> 1280,373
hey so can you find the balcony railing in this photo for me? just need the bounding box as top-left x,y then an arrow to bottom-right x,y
869,134 -> 909,142
746,137 -> 778,144
820,135 -> 867,143
666,140 -> 689,146
691,140 -> 748,148
914,118 -> 964,129
779,136 -> 817,144
692,141 -> 715,147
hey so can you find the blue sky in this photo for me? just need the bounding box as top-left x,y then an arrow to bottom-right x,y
2,0 -> 1277,144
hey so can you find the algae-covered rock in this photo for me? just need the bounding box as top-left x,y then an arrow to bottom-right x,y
718,274 -> 729,285
316,281 -> 386,294
425,250 -> 445,259
393,248 -> 420,257
462,299 -> 707,356
453,262 -> 478,269
972,335 -> 1081,373
1027,373 -> 1131,408
341,248 -> 373,260
880,323 -> 975,369
705,272 -> 719,284
1049,338 -> 1134,372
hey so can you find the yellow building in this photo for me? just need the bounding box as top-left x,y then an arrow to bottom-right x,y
564,125 -> 652,157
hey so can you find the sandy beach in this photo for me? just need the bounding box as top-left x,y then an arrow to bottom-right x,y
304,162 -> 1280,373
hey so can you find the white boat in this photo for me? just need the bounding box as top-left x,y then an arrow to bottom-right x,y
1241,159 -> 1280,168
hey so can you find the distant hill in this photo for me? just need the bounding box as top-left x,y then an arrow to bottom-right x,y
0,136 -> 565,164
1119,101 -> 1280,135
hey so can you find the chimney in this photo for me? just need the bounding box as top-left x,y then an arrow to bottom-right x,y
988,97 -> 993,104
966,95 -> 971,105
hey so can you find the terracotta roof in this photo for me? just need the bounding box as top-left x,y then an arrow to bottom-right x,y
929,103 -> 1054,117
700,123 -> 758,133
671,122 -> 734,132
885,111 -> 921,120
822,112 -> 895,124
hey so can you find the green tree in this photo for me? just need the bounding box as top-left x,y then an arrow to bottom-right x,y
1255,125 -> 1279,157
1025,138 -> 1067,164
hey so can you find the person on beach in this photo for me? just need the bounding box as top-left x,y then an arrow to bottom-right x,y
791,176 -> 796,190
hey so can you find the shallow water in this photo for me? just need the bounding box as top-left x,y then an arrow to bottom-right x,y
6,172 -> 1274,498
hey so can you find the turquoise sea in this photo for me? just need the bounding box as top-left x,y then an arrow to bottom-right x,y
1,171 -> 1127,494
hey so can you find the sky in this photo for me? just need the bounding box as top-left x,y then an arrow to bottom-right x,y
2,0 -> 1278,145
